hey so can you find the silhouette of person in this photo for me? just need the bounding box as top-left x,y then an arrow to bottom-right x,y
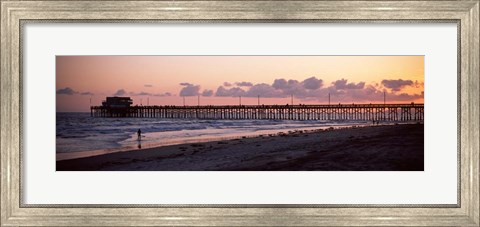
137,129 -> 141,141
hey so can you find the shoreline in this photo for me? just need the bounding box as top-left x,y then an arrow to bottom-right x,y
57,125 -> 347,161
57,123 -> 424,171
56,122 -> 411,161
57,123 -> 370,161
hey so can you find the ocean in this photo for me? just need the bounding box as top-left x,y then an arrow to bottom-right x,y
56,112 -> 370,160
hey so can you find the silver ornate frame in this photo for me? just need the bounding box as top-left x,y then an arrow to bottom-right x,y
1,1 -> 479,226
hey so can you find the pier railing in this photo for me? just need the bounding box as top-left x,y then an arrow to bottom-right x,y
91,104 -> 424,121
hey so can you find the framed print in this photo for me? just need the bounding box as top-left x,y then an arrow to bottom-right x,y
56,55 -> 426,171
1,0 -> 479,226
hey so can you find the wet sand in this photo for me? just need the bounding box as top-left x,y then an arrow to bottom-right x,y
56,124 -> 424,171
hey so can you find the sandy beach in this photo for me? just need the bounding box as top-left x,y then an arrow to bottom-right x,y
56,123 -> 424,171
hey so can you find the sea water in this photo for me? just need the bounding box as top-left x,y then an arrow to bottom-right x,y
56,112 -> 370,160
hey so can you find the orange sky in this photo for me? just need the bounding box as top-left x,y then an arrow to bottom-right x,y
56,56 -> 424,112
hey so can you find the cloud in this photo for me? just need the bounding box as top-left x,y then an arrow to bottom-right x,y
273,79 -> 300,88
127,91 -> 173,97
180,83 -> 201,96
130,91 -> 152,96
332,79 -> 348,89
56,87 -> 77,95
302,77 -> 323,90
185,77 -> 423,103
80,92 -> 94,96
272,79 -> 288,89
245,83 -> 284,98
333,79 -> 365,90
235,81 -> 253,87
320,84 -> 423,103
114,89 -> 127,96
153,92 -> 173,97
215,77 -> 321,98
326,85 -> 380,103
144,84 -> 153,87
57,87 -> 94,96
392,92 -> 423,101
202,89 -> 214,97
273,79 -> 309,97
138,92 -> 151,96
216,81 -> 294,98
214,77 -> 359,100
381,79 -> 414,92
414,80 -> 424,88
215,86 -> 246,97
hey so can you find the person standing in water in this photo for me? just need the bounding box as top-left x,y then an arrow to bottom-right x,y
137,129 -> 142,141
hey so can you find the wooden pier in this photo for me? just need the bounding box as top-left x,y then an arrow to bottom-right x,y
91,104 -> 424,121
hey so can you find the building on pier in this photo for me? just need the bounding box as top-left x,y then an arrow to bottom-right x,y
101,97 -> 133,108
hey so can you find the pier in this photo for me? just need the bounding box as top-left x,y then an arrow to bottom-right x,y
91,103 -> 424,121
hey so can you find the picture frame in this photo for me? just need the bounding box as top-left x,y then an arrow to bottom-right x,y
1,0 -> 478,226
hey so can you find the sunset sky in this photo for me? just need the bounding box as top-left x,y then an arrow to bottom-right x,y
56,56 -> 424,112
